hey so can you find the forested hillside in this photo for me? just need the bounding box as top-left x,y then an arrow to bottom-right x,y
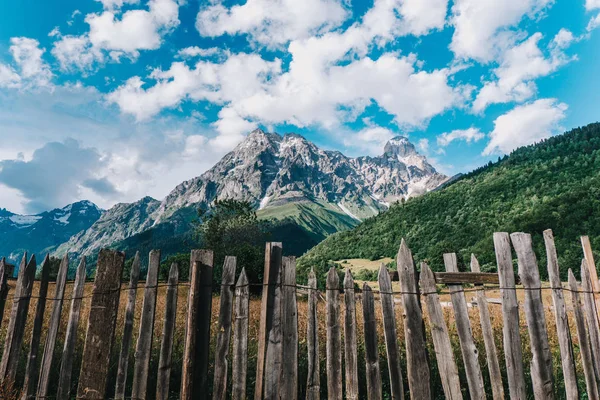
298,123 -> 600,282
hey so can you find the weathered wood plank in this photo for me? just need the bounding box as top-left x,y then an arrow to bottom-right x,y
419,263 -> 462,400
0,258 -> 8,330
397,239 -> 431,399
444,253 -> 486,400
378,264 -> 405,400
156,263 -> 179,400
493,232 -> 526,399
343,269 -> 359,400
231,268 -> 249,400
131,250 -> 161,400
326,267 -> 342,400
36,253 -> 69,400
212,256 -> 237,400
181,250 -> 213,400
306,269 -> 320,400
56,257 -> 87,400
433,272 -> 509,285
470,255 -> 504,400
115,251 -> 141,400
0,254 -> 36,384
580,259 -> 600,383
543,230 -> 578,400
77,249 -> 125,400
21,255 -> 50,400
581,236 -> 600,324
263,247 -> 283,400
362,283 -> 382,400
281,256 -> 298,400
568,269 -> 599,399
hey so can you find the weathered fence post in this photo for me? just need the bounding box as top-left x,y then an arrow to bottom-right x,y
397,239 -> 431,399
131,250 -> 161,400
0,254 -> 36,384
156,263 -> 179,400
281,256 -> 298,400
493,232 -> 526,399
56,257 -> 87,400
543,230 -> 578,399
343,269 -> 359,400
115,252 -> 141,400
580,260 -> 600,381
254,242 -> 282,400
419,263 -> 462,400
212,256 -> 236,400
0,258 -> 9,328
581,236 -> 600,324
326,267 -> 342,400
362,283 -> 382,400
22,255 -> 50,400
378,264 -> 405,400
568,269 -> 599,399
470,255 -> 504,400
77,249 -> 125,400
306,269 -> 320,400
444,253 -> 486,400
181,250 -> 214,400
232,268 -> 249,400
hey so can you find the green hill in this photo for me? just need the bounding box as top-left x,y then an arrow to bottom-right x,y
298,123 -> 600,283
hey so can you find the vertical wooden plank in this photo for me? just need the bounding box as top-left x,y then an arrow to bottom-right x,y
343,269 -> 359,400
580,259 -> 600,382
56,257 -> 87,400
115,252 -> 141,400
378,264 -> 405,400
397,239 -> 431,399
254,242 -> 282,400
231,268 -> 249,400
470,255 -> 504,400
511,233 -> 554,399
156,263 -> 179,400
326,267 -> 342,400
444,253 -> 486,400
131,250 -> 161,400
21,255 -> 51,400
0,258 -> 9,329
181,250 -> 213,400
0,253 -> 36,384
36,254 -> 69,400
305,269 -> 320,400
581,236 -> 600,323
493,232 -> 526,399
568,269 -> 599,399
196,252 -> 214,399
77,249 -> 125,400
543,230 -> 578,399
362,283 -> 382,400
264,249 -> 283,400
281,256 -> 298,400
419,263 -> 462,400
212,256 -> 237,400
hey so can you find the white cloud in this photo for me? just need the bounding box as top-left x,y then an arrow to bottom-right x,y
96,0 -> 140,11
482,98 -> 567,155
343,125 -> 395,155
0,65 -> 21,89
52,35 -> 104,73
418,138 -> 430,152
586,0 -> 600,11
437,127 -> 484,146
177,46 -> 221,59
8,37 -> 53,88
587,14 -> 600,31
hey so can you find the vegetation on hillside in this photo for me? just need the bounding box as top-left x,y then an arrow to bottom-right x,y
298,123 -> 600,283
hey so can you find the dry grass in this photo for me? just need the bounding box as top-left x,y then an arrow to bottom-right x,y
334,258 -> 395,272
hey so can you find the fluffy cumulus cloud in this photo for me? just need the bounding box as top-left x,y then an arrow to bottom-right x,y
0,38 -> 53,89
437,127 -> 485,146
343,125 -> 396,155
483,98 -> 567,155
51,35 -> 104,73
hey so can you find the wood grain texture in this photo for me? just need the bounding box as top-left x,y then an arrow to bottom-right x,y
343,269 -> 359,400
362,283 -> 382,400
0,258 -> 9,332
263,247 -> 283,400
281,257 -> 298,400
326,267 -> 342,400
156,263 -> 179,400
306,269 -> 320,400
580,259 -> 600,384
581,236 -> 600,324
232,269 -> 249,400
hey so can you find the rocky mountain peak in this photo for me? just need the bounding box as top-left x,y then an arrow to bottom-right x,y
383,136 -> 417,158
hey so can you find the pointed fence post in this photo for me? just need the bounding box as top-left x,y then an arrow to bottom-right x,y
326,267 -> 342,400
419,263 -> 462,400
56,257 -> 87,400
0,254 -> 36,384
470,255 -> 504,400
493,232 -> 526,399
212,256 -> 236,400
281,257 -> 298,400
156,263 -> 179,400
343,269 -> 359,400
543,230 -> 578,400
397,239 -> 431,399
305,269 -> 320,400
0,258 -> 9,329
581,236 -> 600,324
378,264 -> 405,400
21,255 -> 51,400
115,252 -> 141,400
362,283 -> 382,400
231,268 -> 249,400
77,249 -> 125,400
580,260 -> 600,381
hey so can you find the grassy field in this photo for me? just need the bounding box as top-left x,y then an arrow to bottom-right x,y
0,279 -> 590,399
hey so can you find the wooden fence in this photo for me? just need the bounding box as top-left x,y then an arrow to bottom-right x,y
0,229 -> 599,399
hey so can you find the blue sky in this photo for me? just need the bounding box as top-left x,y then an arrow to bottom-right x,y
0,0 -> 599,214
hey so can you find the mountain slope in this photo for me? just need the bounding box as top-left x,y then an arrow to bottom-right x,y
298,123 -> 600,281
